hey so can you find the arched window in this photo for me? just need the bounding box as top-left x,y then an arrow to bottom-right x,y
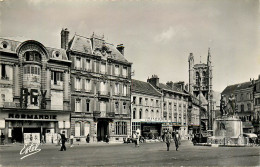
196,72 -> 200,85
133,108 -> 136,119
139,109 -> 142,119
202,71 -> 206,85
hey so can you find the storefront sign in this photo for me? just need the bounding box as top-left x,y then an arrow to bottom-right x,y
20,88 -> 47,109
8,113 -> 57,120
144,118 -> 164,122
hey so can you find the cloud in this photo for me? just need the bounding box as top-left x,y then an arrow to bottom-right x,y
155,26 -> 190,42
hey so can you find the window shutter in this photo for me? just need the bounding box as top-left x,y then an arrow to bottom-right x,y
91,80 -> 95,94
111,82 -> 115,96
92,60 -> 95,72
82,79 -> 85,91
71,77 -> 75,91
71,97 -> 75,112
72,56 -> 75,69
120,65 -> 123,77
96,61 -> 100,73
112,65 -> 115,76
107,63 -> 111,75
82,98 -> 86,112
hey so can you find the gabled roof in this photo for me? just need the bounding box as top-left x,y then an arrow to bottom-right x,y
197,93 -> 208,105
222,81 -> 253,95
158,83 -> 187,95
132,79 -> 161,97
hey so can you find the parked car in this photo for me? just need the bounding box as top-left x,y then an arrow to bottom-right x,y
243,133 -> 258,144
192,133 -> 208,144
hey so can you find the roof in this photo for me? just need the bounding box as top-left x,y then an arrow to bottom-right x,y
68,34 -> 129,64
222,81 -> 253,95
0,37 -> 69,61
196,93 -> 208,105
132,79 -> 161,97
158,83 -> 187,95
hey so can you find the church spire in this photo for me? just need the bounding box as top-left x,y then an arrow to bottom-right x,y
207,47 -> 211,65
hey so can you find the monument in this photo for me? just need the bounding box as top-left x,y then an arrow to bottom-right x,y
208,94 -> 243,145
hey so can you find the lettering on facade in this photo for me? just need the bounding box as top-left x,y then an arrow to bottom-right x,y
8,114 -> 57,120
20,88 -> 47,109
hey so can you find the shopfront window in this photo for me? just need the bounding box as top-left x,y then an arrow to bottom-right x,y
115,121 -> 127,135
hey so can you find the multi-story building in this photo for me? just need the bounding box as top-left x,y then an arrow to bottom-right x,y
131,79 -> 163,139
147,75 -> 189,138
221,80 -> 255,133
188,48 -> 215,130
66,30 -> 132,143
0,36 -> 71,144
253,76 -> 260,133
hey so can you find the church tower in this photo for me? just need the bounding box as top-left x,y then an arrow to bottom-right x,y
188,53 -> 194,93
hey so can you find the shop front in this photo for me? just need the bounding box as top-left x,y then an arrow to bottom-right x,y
0,109 -> 70,144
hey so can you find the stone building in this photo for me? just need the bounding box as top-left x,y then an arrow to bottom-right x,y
0,36 -> 71,144
221,80 -> 255,133
253,76 -> 260,133
131,79 -> 163,139
66,30 -> 132,143
188,48 -> 215,130
147,75 -> 190,139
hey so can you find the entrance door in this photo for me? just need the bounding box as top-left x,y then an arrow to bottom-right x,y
12,128 -> 23,143
97,121 -> 108,142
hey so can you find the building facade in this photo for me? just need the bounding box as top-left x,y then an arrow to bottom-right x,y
253,76 -> 260,133
0,37 -> 71,144
66,31 -> 132,143
147,75 -> 189,139
131,79 -> 163,139
221,80 -> 255,133
188,49 -> 214,130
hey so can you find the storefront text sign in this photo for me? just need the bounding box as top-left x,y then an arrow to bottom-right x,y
144,118 -> 164,122
20,143 -> 41,160
8,113 -> 57,120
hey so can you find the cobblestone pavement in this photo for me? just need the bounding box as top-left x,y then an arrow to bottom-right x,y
0,140 -> 259,166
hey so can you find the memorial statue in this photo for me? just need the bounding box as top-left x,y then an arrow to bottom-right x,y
221,94 -> 236,116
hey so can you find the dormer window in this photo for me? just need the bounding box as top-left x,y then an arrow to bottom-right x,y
25,51 -> 41,62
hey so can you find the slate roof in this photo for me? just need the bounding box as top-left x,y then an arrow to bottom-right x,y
221,81 -> 253,95
68,34 -> 130,64
0,37 -> 69,61
132,79 -> 162,97
158,83 -> 187,95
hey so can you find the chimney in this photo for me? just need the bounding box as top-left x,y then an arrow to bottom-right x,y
61,28 -> 69,50
147,75 -> 159,87
166,81 -> 174,89
116,44 -> 124,55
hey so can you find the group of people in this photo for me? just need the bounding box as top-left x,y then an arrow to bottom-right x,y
164,130 -> 181,151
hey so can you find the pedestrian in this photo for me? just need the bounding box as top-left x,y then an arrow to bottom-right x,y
136,129 -> 140,147
70,134 -> 74,147
164,131 -> 172,151
60,132 -> 67,151
174,131 -> 181,151
1,133 -> 5,145
105,134 -> 109,144
41,134 -> 45,145
86,134 -> 90,143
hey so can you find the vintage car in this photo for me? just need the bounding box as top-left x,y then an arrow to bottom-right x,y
192,133 -> 208,144
243,133 -> 258,144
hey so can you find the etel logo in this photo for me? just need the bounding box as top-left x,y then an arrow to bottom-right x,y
20,143 -> 41,160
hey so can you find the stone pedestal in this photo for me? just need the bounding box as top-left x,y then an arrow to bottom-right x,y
213,116 -> 243,138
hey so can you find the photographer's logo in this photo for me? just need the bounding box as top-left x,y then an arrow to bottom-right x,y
20,143 -> 41,160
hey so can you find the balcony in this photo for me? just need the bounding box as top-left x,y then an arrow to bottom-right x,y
98,91 -> 110,98
106,112 -> 115,118
93,111 -> 101,117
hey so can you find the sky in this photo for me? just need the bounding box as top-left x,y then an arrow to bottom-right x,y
0,0 -> 259,92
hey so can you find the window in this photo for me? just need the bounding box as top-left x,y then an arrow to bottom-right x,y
202,71 -> 206,85
145,98 -> 148,106
75,122 -> 90,137
115,102 -> 119,112
115,121 -> 127,135
139,109 -> 142,119
75,122 -> 81,137
151,99 -> 154,107
1,64 -> 8,80
123,67 -> 127,77
247,103 -> 251,111
123,102 -> 127,113
85,59 -> 91,71
76,57 -> 81,69
1,94 -> 5,104
169,102 -> 172,111
85,79 -> 91,92
139,98 -> 142,105
86,100 -> 90,112
100,101 -> 106,112
24,51 -> 41,62
75,78 -> 82,91
174,103 -> 177,111
156,100 -> 159,107
241,94 -> 243,101
196,72 -> 200,85
115,65 -> 119,76
115,83 -> 119,95
241,104 -> 244,112
133,108 -> 136,119
133,96 -> 136,104
100,82 -> 107,94
123,85 -> 127,96
163,103 -> 166,110
51,71 -> 63,85
75,99 -> 81,112
101,62 -> 106,73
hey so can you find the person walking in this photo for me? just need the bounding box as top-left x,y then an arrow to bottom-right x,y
164,131 -> 172,151
60,132 -> 67,151
70,134 -> 74,147
1,133 -> 5,145
174,131 -> 181,151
